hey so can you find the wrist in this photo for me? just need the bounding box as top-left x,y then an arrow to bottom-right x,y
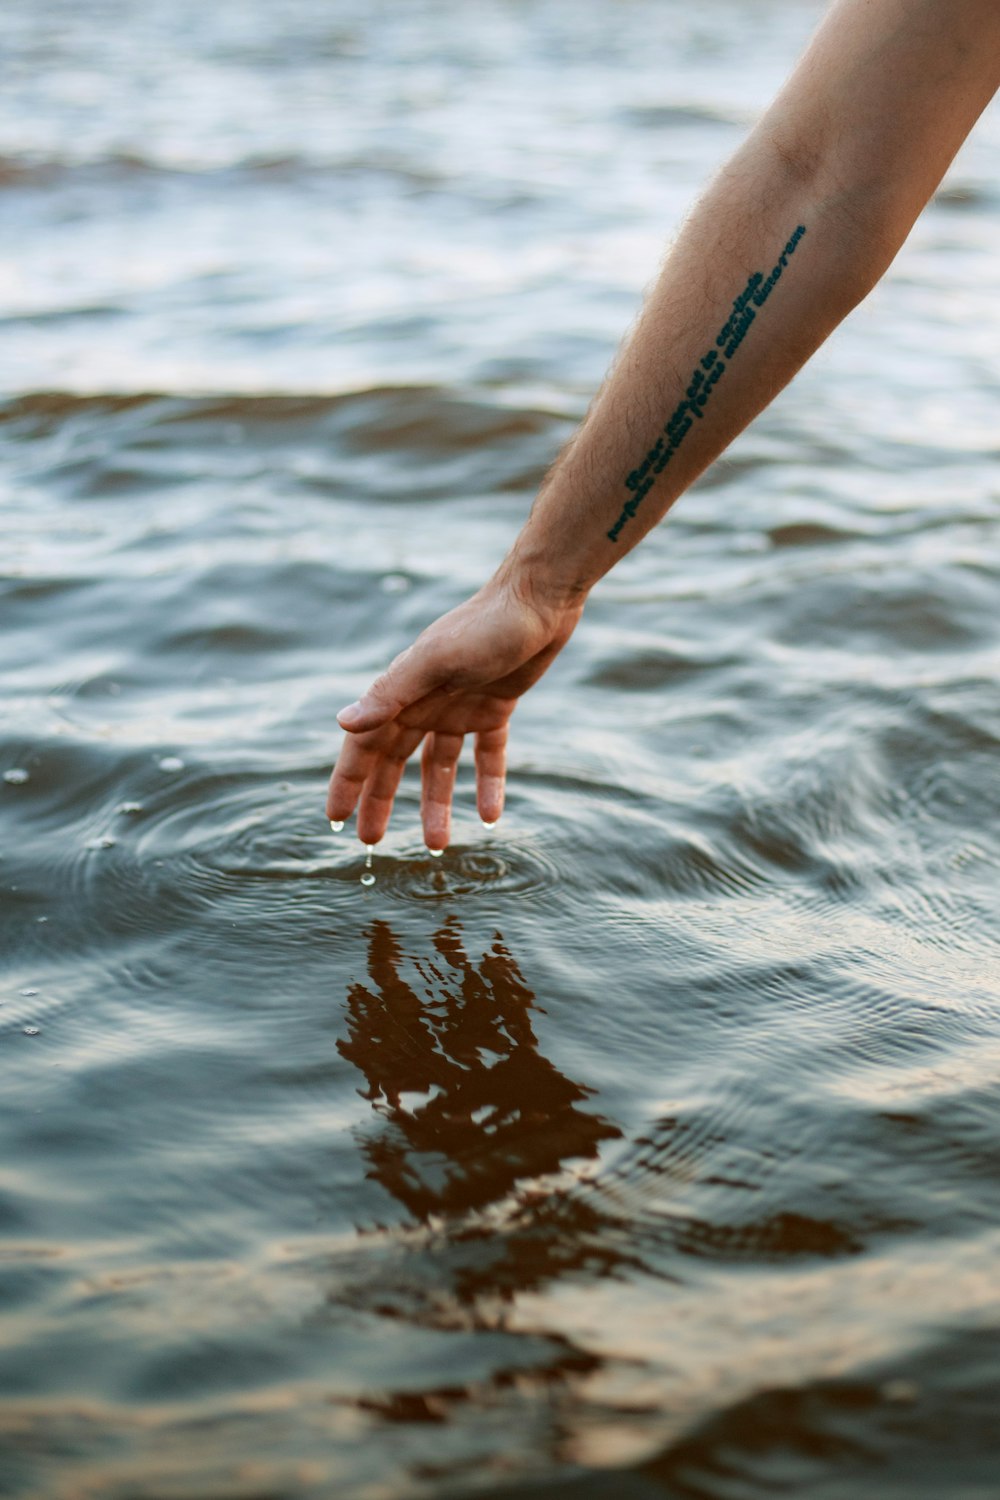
493,539 -> 592,623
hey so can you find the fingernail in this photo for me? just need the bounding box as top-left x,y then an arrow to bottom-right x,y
337,700 -> 363,728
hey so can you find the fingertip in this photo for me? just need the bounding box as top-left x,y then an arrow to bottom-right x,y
338,705 -> 395,734
477,777 -> 505,826
356,826 -> 385,849
356,804 -> 390,846
423,813 -> 451,854
338,703 -> 386,733
326,787 -> 351,822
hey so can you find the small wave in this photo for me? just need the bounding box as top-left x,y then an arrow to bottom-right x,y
0,385 -> 563,461
0,149 -> 193,188
621,104 -> 741,130
0,390 -> 160,437
0,303 -> 126,330
934,181 -> 998,210
584,643 -> 733,691
637,1326 -> 1000,1498
0,147 -> 457,191
766,520 -> 857,548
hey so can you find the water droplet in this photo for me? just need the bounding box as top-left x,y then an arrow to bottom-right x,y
23,1026 -> 40,1037
36,916 -> 48,924
158,756 -> 184,773
330,820 -> 344,833
481,820 -> 496,830
360,872 -> 376,887
360,845 -> 375,886
3,768 -> 29,786
429,848 -> 444,858
20,988 -> 38,997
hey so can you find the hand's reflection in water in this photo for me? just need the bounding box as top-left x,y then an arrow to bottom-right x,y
333,918 -> 625,1426
339,918 -> 621,1230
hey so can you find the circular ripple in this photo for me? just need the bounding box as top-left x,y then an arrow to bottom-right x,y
374,840 -> 560,903
17,774 -> 368,968
132,781 -> 361,894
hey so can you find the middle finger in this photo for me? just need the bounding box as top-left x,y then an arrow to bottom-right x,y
421,730 -> 464,850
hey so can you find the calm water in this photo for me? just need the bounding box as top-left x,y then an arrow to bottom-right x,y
3,2 -> 1000,1496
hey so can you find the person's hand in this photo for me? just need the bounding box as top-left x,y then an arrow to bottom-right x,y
327,566 -> 585,850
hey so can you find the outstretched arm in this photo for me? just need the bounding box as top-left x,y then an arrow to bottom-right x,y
329,0 -> 1000,850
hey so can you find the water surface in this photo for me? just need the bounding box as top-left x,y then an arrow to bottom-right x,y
3,2 -> 1000,1496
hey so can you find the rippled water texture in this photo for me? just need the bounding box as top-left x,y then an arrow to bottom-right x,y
4,1 -> 1000,1496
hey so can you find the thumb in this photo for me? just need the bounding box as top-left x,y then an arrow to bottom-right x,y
337,642 -> 448,733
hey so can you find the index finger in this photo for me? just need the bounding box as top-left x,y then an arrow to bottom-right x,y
356,723 -> 424,844
327,729 -> 387,824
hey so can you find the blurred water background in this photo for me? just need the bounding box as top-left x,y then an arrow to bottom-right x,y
3,1 -> 1000,1495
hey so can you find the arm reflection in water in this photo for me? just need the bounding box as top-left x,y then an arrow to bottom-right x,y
338,918 -> 621,1225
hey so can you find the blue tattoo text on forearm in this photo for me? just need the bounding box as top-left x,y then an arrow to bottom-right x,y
607,224 -> 806,542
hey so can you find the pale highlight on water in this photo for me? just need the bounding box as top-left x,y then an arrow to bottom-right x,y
2,1 -> 1000,1497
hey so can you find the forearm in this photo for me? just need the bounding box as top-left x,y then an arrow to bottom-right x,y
501,152 -> 869,603
499,0 -> 1000,608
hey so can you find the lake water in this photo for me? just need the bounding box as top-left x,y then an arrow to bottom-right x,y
3,2 -> 1000,1496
